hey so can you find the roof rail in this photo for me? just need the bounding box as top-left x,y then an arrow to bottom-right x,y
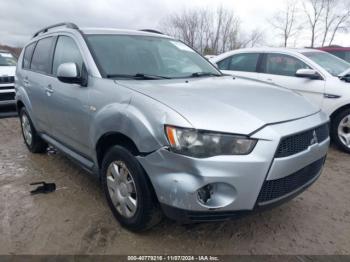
139,29 -> 164,35
32,22 -> 79,38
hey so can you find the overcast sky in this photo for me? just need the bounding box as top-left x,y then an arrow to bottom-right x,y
0,0 -> 349,48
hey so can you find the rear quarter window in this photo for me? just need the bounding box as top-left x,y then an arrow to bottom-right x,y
22,42 -> 36,69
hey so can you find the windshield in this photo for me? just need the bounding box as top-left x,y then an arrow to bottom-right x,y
303,51 -> 350,76
86,35 -> 220,79
0,52 -> 17,66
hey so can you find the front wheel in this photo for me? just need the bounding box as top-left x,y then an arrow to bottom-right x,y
101,145 -> 162,231
331,109 -> 350,153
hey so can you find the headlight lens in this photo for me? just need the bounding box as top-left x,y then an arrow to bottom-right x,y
165,125 -> 257,158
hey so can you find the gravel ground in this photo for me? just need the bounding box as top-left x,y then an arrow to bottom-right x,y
0,117 -> 349,255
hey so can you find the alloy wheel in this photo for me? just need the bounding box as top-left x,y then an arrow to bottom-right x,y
338,114 -> 350,149
21,114 -> 33,146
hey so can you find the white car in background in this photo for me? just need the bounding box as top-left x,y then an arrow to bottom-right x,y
211,48 -> 350,153
0,50 -> 17,111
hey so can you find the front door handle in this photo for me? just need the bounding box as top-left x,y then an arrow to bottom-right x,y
45,85 -> 54,96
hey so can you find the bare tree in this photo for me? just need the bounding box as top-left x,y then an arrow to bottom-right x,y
269,0 -> 299,47
196,10 -> 211,54
328,13 -> 350,45
217,6 -> 242,52
161,6 -> 244,55
321,0 -> 335,46
240,28 -> 266,48
321,0 -> 350,46
303,0 -> 326,47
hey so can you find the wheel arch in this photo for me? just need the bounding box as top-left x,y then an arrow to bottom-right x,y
330,103 -> 350,120
95,131 -> 161,205
95,132 -> 141,170
16,100 -> 25,113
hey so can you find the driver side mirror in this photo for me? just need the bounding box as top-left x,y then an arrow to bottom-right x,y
57,63 -> 86,86
295,69 -> 321,80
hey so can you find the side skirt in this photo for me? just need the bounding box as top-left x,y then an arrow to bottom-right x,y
41,133 -> 98,176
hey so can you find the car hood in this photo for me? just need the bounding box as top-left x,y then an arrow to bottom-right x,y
0,66 -> 16,76
117,76 -> 320,135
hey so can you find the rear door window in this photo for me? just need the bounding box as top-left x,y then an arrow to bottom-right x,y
30,37 -> 55,74
262,53 -> 310,77
22,42 -> 36,69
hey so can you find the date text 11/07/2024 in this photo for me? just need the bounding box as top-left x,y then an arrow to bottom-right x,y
127,255 -> 220,261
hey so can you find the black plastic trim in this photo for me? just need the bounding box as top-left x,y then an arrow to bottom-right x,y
161,177 -> 313,223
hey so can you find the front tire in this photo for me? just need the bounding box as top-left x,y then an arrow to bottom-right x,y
19,108 -> 47,153
331,109 -> 350,153
101,145 -> 162,231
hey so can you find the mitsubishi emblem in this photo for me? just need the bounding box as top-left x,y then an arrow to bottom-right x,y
310,130 -> 318,145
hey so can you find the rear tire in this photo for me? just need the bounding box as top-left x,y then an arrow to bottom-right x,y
19,108 -> 47,153
331,109 -> 350,154
101,145 -> 162,231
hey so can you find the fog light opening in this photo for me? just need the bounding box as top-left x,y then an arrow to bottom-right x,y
197,184 -> 213,204
196,182 -> 237,208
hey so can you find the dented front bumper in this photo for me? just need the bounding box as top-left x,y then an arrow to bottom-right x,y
137,112 -> 330,222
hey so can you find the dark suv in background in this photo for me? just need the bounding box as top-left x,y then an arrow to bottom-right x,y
317,46 -> 350,63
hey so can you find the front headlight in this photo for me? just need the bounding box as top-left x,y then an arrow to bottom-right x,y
165,125 -> 257,158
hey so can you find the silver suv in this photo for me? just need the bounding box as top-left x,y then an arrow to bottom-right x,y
16,23 -> 330,231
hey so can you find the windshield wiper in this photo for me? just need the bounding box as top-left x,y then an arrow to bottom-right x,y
190,72 -> 222,78
106,73 -> 170,80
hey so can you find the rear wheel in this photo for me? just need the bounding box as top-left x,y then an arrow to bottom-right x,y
19,108 -> 47,153
101,145 -> 162,231
331,109 -> 350,153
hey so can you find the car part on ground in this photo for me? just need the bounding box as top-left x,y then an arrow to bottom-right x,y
30,181 -> 56,194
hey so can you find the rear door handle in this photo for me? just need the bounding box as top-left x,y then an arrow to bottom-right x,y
23,78 -> 30,87
265,78 -> 275,84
